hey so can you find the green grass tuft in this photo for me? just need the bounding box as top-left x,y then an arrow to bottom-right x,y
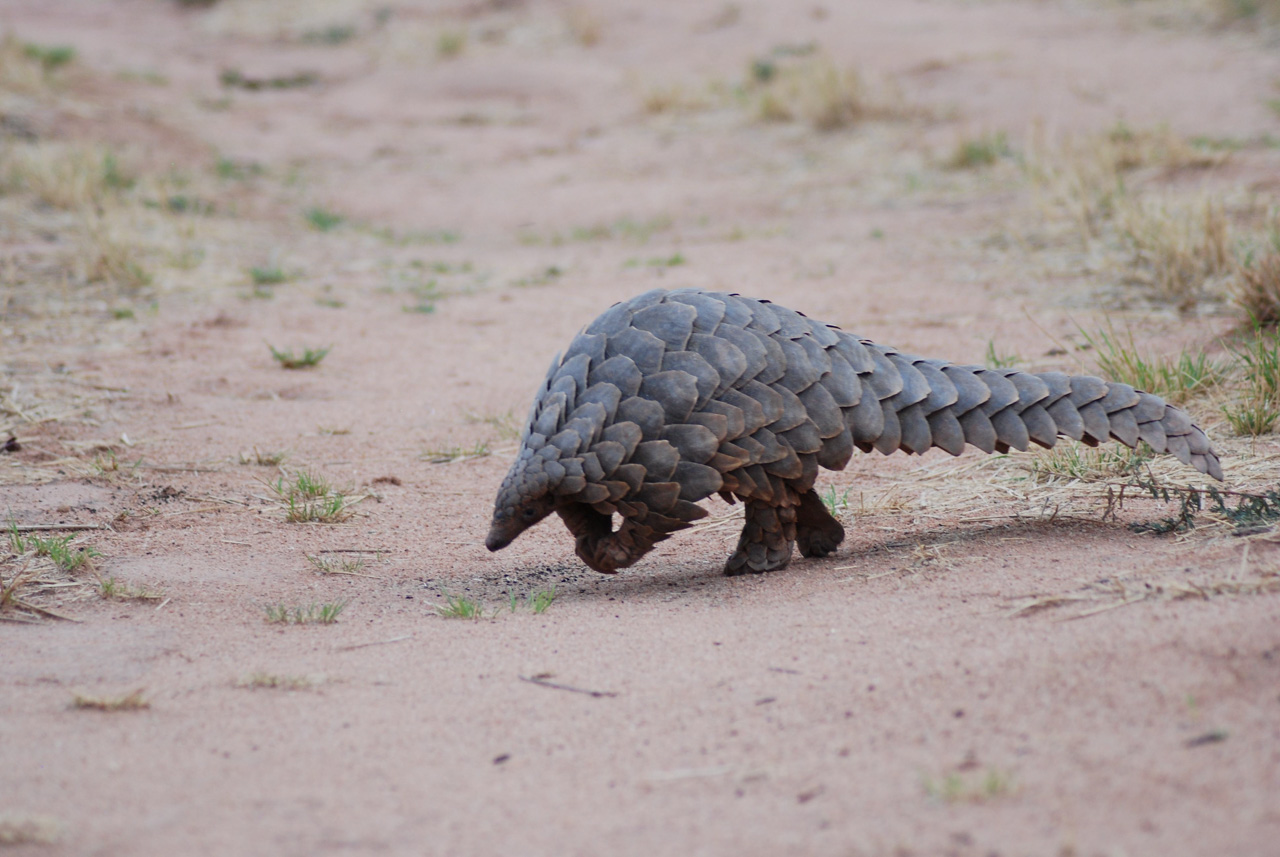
947,132 -> 1011,170
1081,325 -> 1224,404
23,42 -> 75,71
303,207 -> 344,231
436,592 -> 486,619
268,344 -> 330,369
264,601 -> 347,625
249,266 -> 287,286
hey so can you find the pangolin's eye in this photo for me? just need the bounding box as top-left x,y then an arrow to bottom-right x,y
521,506 -> 539,521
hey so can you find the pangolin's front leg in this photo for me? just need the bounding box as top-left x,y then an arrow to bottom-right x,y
556,503 -> 663,574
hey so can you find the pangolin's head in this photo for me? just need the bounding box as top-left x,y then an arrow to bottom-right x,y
485,452 -> 558,552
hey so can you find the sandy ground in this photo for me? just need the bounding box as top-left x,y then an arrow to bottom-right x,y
2,1 -> 1280,855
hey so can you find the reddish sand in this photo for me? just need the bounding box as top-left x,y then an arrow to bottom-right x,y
2,2 -> 1278,855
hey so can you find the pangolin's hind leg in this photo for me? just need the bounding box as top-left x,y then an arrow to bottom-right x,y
725,500 -> 797,575
795,489 -> 845,558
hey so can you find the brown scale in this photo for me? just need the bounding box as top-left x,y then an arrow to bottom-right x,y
486,289 -> 1225,576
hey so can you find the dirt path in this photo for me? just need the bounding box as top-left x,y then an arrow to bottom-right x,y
2,2 -> 1279,855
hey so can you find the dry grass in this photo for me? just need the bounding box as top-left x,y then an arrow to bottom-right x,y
641,82 -> 712,115
70,688 -> 150,711
237,672 -> 315,690
1118,197 -> 1233,310
1026,123 -> 1223,243
753,55 -> 912,131
0,813 -> 61,846
1230,227 -> 1280,325
0,33 -> 72,96
1006,545 -> 1279,620
1022,124 -> 1280,318
565,6 -> 602,46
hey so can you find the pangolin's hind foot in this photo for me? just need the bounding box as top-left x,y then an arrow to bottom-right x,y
725,500 -> 796,575
795,489 -> 845,559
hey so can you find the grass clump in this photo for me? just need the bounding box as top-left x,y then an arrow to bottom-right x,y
1027,444 -> 1152,483
302,25 -> 357,45
239,447 -> 287,466
436,30 -> 466,58
984,340 -> 1020,369
946,132 -> 1012,170
9,530 -> 100,573
624,253 -> 686,269
71,688 -> 149,711
1222,323 -> 1280,435
1230,230 -> 1280,326
749,52 -> 910,131
98,576 -> 162,601
249,265 -> 288,286
220,69 -> 318,91
268,344 -> 330,369
423,442 -> 490,464
922,768 -> 1016,803
264,601 -> 347,625
303,206 -> 344,231
436,592 -> 486,619
268,470 -> 357,523
22,42 -> 76,72
1081,325 -> 1225,404
820,485 -> 850,517
1119,198 -> 1233,310
305,554 -> 367,576
0,813 -> 61,846
238,672 -> 314,690
507,587 -> 557,615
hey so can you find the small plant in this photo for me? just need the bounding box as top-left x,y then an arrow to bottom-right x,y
249,266 -> 287,286
1232,245 -> 1280,327
510,266 -> 564,288
264,601 -> 347,625
268,470 -> 357,523
268,344 -> 330,369
303,207 -> 344,231
436,592 -> 485,619
1120,198 -> 1232,309
529,587 -> 557,614
922,768 -> 1015,803
820,485 -> 850,517
15,533 -> 100,573
302,25 -> 357,45
464,410 -> 520,441
214,157 -> 262,180
238,672 -> 314,690
436,30 -> 467,58
1222,398 -> 1279,436
946,132 -> 1011,170
98,576 -> 162,601
566,6 -> 602,46
71,689 -> 149,712
984,339 -> 1020,369
238,447 -> 287,466
221,69 -> 318,90
423,442 -> 490,464
305,554 -> 367,576
1222,322 -> 1280,435
1228,321 -> 1280,402
23,42 -> 76,71
1128,480 -> 1280,535
625,253 -> 686,268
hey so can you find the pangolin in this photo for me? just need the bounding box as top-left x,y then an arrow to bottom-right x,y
486,288 -> 1222,575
